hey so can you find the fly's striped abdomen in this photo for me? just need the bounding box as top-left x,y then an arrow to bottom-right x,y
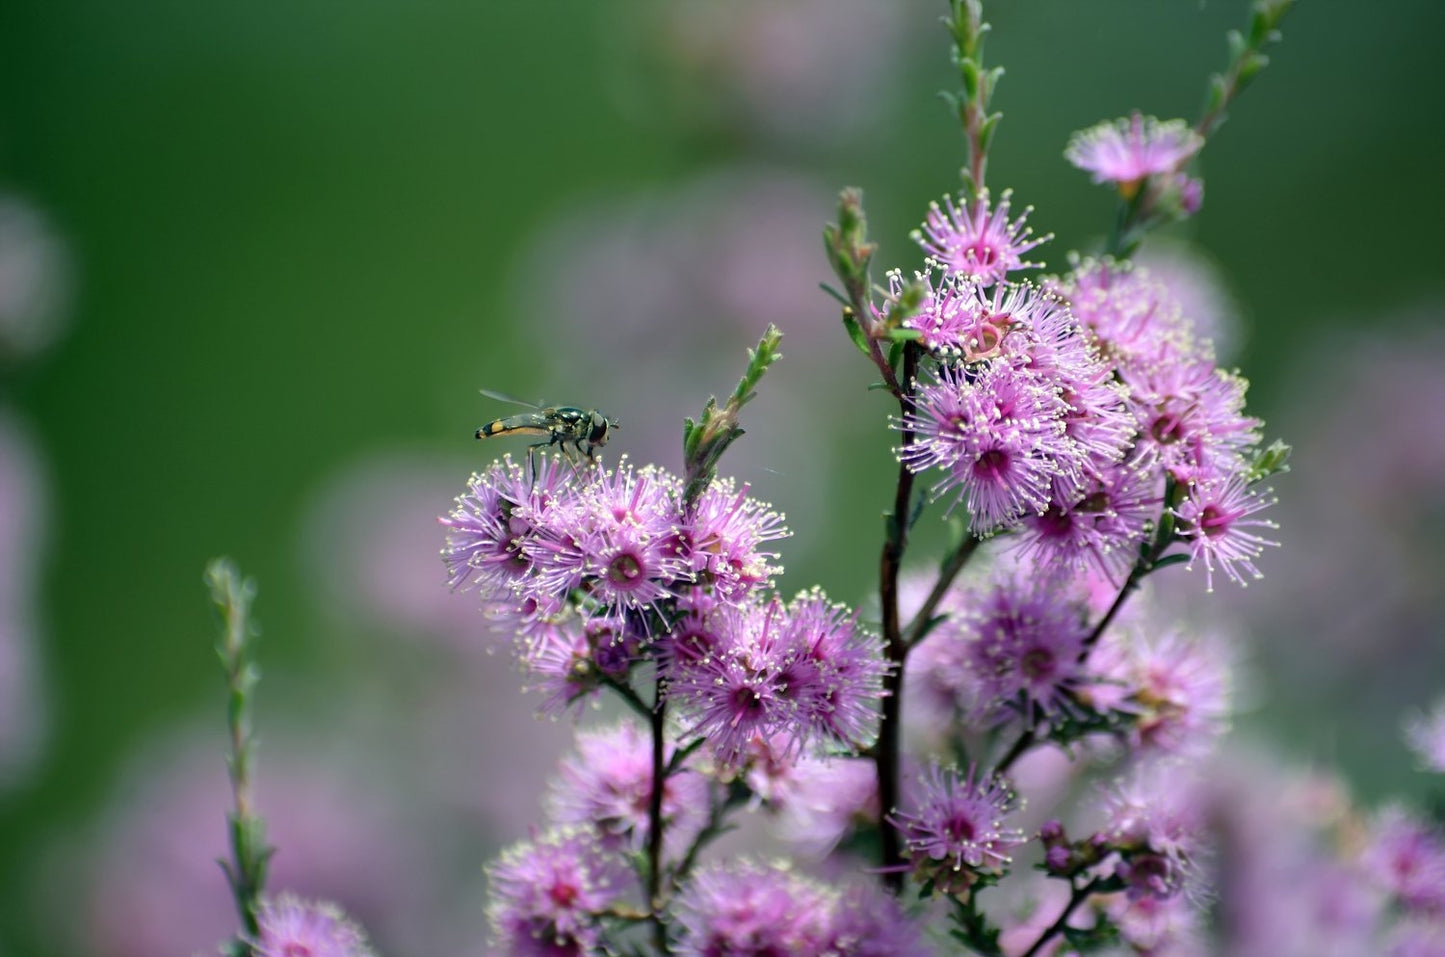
475,412 -> 554,440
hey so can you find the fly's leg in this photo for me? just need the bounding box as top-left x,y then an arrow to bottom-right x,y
526,439 -> 552,482
576,437 -> 601,470
551,430 -> 581,470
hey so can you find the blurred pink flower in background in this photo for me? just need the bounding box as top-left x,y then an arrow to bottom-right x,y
302,454 -> 498,654
0,411 -> 48,789
1224,315 -> 1445,715
991,742 -> 1388,956
414,670 -> 578,843
1198,748 -> 1384,957
513,168 -> 860,554
617,0 -> 914,147
1404,697 -> 1445,772
0,189 -> 70,789
1135,242 -> 1241,360
521,168 -> 837,355
0,194 -> 71,363
60,723 -> 479,957
772,754 -> 878,858
300,454 -> 576,839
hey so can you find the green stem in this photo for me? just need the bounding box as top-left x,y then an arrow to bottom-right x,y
1196,0 -> 1297,141
646,686 -> 670,955
1020,877 -> 1102,957
946,0 -> 1000,196
1108,0 -> 1296,259
641,331 -> 781,951
903,532 -> 981,647
664,736 -> 706,778
993,726 -> 1036,778
876,341 -> 921,891
1104,180 -> 1152,260
671,783 -> 748,886
207,558 -> 270,955
682,326 -> 783,504
600,673 -> 652,721
1081,494 -> 1176,657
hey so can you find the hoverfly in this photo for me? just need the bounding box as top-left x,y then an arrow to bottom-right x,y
475,390 -> 619,468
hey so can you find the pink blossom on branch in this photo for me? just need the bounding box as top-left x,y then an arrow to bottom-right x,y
1065,113 -> 1203,191
252,896 -> 373,957
1404,698 -> 1445,773
914,188 -> 1050,285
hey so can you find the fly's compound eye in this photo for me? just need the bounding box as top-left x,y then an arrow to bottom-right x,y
589,414 -> 610,446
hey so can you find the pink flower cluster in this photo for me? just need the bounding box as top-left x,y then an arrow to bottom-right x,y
673,861 -> 929,956
895,272 -> 1134,535
1050,260 -> 1278,589
545,721 -> 709,857
441,456 -> 886,763
430,5 -> 1312,952
889,764 -> 1026,893
663,590 -> 888,762
439,179 -> 1283,957
252,896 -> 374,957
442,457 -> 784,620
906,563 -> 1232,746
891,231 -> 1278,590
486,828 -> 630,956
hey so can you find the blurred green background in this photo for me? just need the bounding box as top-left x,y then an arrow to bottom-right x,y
2,1 -> 1443,954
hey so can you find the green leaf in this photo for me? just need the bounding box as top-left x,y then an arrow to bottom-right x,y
959,57 -> 980,97
979,112 -> 1003,153
841,308 -> 872,356
1238,51 -> 1270,84
1246,438 -> 1292,483
1150,552 -> 1192,571
1227,28 -> 1246,59
1156,506 -> 1176,542
907,489 -> 928,529
818,282 -> 850,307
883,509 -> 902,543
913,613 -> 951,645
1207,74 -> 1228,111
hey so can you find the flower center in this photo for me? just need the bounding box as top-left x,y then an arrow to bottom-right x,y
965,239 -> 1000,268
1150,411 -> 1186,444
549,879 -> 580,908
729,685 -> 764,718
1021,646 -> 1057,680
1199,504 -> 1232,538
964,313 -> 1011,361
607,552 -> 644,585
1036,505 -> 1074,538
945,813 -> 978,844
974,449 -> 1011,481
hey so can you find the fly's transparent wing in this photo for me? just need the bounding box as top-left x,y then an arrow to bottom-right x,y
478,388 -> 547,410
